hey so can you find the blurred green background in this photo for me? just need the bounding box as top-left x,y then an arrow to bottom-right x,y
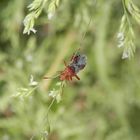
1,0 -> 140,140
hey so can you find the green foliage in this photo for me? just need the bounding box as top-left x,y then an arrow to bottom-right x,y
117,0 -> 140,59
23,0 -> 60,34
1,0 -> 140,140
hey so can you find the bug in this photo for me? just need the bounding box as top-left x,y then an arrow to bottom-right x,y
44,52 -> 87,81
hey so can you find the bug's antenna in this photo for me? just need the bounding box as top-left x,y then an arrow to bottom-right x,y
79,0 -> 97,49
43,74 -> 60,80
79,16 -> 93,47
72,11 -> 95,60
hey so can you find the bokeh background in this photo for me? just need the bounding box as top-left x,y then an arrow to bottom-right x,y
1,0 -> 140,140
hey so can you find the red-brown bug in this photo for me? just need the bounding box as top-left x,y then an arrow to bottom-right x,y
44,52 -> 87,81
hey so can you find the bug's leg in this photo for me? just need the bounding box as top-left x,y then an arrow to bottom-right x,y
67,76 -> 71,81
75,74 -> 80,80
44,74 -> 60,79
57,70 -> 62,73
64,75 -> 68,81
44,76 -> 54,79
70,48 -> 81,61
67,75 -> 72,81
70,76 -> 72,81
63,60 -> 67,66
70,53 -> 75,61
